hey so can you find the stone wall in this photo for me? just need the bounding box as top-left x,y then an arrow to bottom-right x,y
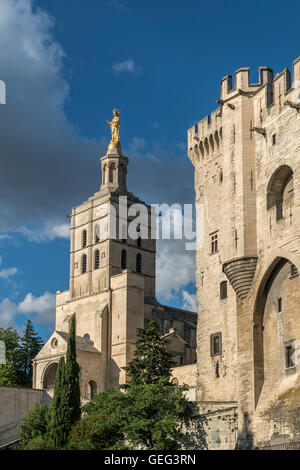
0,386 -> 49,448
188,56 -> 300,448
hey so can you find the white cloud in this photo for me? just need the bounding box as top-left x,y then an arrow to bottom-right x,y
156,238 -> 195,301
182,291 -> 197,312
0,290 -> 56,329
112,57 -> 141,75
18,221 -> 70,242
0,257 -> 19,279
0,267 -> 18,279
0,298 -> 18,329
18,291 -> 56,325
109,0 -> 128,10
0,0 -> 104,230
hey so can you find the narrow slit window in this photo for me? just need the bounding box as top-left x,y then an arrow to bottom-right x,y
285,344 -> 295,369
220,281 -> 227,300
210,332 -> 222,357
94,250 -> 100,270
95,225 -> 100,243
211,233 -> 218,254
136,253 -> 142,273
82,230 -> 87,248
121,249 -> 127,270
82,254 -> 87,274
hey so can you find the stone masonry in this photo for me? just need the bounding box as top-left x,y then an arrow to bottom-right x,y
188,56 -> 300,449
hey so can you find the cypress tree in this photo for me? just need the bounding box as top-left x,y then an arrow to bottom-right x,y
122,320 -> 176,385
63,316 -> 81,427
48,356 -> 68,448
47,318 -> 81,447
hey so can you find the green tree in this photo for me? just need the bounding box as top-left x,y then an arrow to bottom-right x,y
122,320 -> 175,385
0,327 -> 23,386
48,316 -> 81,448
20,320 -> 44,387
18,402 -> 49,447
63,316 -> 81,425
68,389 -> 126,450
68,322 -> 207,450
47,356 -> 68,448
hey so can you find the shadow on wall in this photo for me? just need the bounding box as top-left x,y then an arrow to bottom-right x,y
235,412 -> 254,450
180,405 -> 208,450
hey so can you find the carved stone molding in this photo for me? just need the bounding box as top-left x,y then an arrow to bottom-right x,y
222,256 -> 258,300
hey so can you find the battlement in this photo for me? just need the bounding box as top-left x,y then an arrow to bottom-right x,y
188,57 -> 300,165
221,66 -> 273,100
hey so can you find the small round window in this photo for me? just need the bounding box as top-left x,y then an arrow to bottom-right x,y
83,333 -> 90,340
51,338 -> 58,348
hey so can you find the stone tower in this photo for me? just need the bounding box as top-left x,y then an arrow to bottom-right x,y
188,57 -> 300,449
33,111 -> 197,400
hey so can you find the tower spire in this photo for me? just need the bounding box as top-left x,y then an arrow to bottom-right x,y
100,109 -> 128,191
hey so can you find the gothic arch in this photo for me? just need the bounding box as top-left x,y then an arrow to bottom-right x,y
253,255 -> 299,407
42,362 -> 58,390
266,165 -> 293,220
109,163 -> 116,183
87,380 -> 97,400
102,164 -> 107,185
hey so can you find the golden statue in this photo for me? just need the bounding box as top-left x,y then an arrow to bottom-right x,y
106,109 -> 121,151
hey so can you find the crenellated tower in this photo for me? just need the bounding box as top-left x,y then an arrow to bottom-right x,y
188,56 -> 300,448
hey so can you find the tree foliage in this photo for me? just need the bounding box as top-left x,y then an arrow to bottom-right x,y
0,327 -> 24,386
20,320 -> 44,386
47,316 -> 81,448
0,323 -> 43,387
122,320 -> 175,385
47,356 -> 68,448
63,316 -> 81,425
68,321 -> 207,450
78,381 -> 206,450
18,402 -> 49,447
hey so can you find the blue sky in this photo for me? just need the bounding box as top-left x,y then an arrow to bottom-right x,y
0,0 -> 300,339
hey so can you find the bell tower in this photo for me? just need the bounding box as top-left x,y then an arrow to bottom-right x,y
100,109 -> 128,191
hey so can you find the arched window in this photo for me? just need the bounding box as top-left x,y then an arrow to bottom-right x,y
220,281 -> 227,300
83,333 -> 90,340
88,380 -> 97,400
171,377 -> 179,387
136,253 -> 142,273
95,225 -> 100,243
119,164 -> 125,186
137,237 -> 142,248
121,249 -> 127,269
43,362 -> 58,390
109,163 -> 116,183
102,165 -> 107,185
82,254 -> 87,274
82,229 -> 87,248
267,165 -> 294,220
94,250 -> 100,270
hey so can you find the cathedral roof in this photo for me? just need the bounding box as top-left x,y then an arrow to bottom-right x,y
56,331 -> 100,354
